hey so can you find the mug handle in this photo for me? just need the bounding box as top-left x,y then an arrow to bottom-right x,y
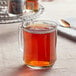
18,25 -> 24,52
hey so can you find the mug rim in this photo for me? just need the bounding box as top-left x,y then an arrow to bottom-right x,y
21,20 -> 57,34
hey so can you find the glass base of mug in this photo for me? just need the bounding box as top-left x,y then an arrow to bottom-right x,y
24,60 -> 56,69
26,64 -> 53,69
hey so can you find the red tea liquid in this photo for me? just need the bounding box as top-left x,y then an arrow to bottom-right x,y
23,24 -> 57,67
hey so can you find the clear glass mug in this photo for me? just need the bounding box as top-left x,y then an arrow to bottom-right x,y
19,20 -> 57,69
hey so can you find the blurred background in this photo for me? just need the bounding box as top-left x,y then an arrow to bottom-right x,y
0,0 -> 76,76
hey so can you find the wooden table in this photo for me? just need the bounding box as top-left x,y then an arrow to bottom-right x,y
0,0 -> 76,76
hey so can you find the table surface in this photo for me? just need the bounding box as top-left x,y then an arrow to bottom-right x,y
0,0 -> 76,76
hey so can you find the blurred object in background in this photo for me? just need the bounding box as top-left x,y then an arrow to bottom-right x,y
26,0 -> 39,12
56,17 -> 76,41
59,17 -> 76,29
8,0 -> 24,15
0,0 -> 7,14
0,0 -> 21,24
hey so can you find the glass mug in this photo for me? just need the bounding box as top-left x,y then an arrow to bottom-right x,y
19,20 -> 57,69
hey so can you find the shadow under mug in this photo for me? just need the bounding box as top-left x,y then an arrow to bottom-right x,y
19,20 -> 57,69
